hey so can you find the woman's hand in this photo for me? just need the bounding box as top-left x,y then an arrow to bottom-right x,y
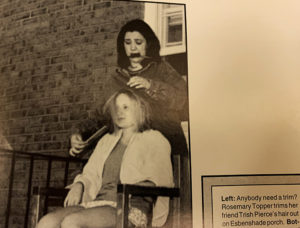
69,133 -> 87,157
64,182 -> 84,207
127,76 -> 150,90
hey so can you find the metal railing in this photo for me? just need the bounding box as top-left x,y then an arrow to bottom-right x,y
0,148 -> 86,228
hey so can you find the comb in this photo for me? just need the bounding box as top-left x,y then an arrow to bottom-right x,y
114,68 -> 131,84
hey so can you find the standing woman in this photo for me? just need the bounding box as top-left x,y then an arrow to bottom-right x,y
114,19 -> 188,159
70,19 -> 190,223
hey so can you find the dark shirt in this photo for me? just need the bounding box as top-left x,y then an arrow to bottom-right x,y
95,141 -> 126,202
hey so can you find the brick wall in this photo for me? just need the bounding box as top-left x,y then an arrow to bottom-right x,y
0,0 -> 144,227
0,0 -> 144,155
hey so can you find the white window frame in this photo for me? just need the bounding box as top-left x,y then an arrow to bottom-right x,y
144,3 -> 186,56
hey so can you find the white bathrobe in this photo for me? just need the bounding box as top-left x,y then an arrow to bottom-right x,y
72,129 -> 174,227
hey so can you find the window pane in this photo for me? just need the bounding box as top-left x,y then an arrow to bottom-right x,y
167,14 -> 182,44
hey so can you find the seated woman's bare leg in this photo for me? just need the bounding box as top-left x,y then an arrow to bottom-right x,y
36,206 -> 84,228
60,206 -> 116,228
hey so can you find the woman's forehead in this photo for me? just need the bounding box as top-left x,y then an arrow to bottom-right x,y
115,93 -> 134,103
124,31 -> 146,40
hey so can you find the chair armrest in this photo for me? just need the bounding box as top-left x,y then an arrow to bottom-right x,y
117,184 -> 180,197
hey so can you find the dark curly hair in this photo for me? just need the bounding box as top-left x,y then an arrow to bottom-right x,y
117,19 -> 161,69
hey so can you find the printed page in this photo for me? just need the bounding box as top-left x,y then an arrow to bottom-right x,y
185,1 -> 300,227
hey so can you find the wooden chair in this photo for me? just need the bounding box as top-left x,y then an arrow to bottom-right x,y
32,154 -> 181,228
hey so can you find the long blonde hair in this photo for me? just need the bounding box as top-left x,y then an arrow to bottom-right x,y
103,89 -> 151,133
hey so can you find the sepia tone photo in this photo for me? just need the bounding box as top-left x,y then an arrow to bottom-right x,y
0,1 -> 191,227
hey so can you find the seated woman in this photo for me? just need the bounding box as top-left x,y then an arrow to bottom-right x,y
36,89 -> 174,228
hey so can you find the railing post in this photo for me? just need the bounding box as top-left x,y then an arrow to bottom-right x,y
24,156 -> 34,228
33,187 -> 42,226
5,151 -> 16,228
43,159 -> 52,215
63,160 -> 69,187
